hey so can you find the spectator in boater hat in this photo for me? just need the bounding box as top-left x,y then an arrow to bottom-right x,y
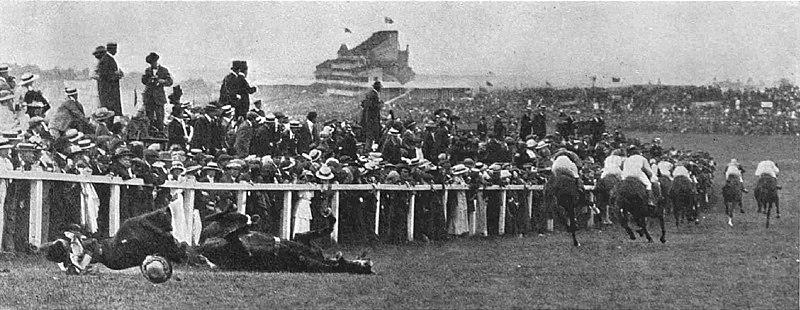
141,52 -> 173,135
89,107 -> 115,137
18,72 -> 49,116
167,103 -> 191,148
0,64 -> 15,92
94,43 -> 123,116
0,90 -> 15,113
51,87 -> 91,136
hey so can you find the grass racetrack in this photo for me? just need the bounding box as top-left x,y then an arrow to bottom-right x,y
0,132 -> 797,309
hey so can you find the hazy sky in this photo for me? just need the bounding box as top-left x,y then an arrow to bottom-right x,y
0,1 -> 797,87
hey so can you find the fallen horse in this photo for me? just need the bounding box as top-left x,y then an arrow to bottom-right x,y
197,209 -> 373,274
39,207 -> 373,277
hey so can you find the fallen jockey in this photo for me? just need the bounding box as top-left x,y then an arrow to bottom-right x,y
621,145 -> 656,207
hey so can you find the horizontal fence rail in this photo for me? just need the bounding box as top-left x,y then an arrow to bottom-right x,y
0,171 -> 595,247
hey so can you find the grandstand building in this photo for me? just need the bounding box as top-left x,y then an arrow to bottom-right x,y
314,30 -> 415,96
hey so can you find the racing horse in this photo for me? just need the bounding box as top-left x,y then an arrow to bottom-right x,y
721,174 -> 744,226
670,174 -> 698,228
614,177 -> 666,243
39,207 -> 189,273
543,174 -> 589,247
197,209 -> 373,273
754,174 -> 780,228
593,173 -> 620,225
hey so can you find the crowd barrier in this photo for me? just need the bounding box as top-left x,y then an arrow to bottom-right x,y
0,171 -> 595,247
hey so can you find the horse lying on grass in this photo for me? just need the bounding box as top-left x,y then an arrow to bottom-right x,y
197,209 -> 373,274
39,207 -> 373,278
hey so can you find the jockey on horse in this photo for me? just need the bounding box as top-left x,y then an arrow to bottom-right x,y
621,145 -> 657,207
550,147 -> 584,191
725,159 -> 747,193
600,149 -> 625,180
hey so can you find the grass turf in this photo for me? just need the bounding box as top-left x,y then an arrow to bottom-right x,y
0,132 -> 797,309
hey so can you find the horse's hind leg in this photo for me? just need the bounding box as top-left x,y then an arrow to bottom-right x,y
620,211 -> 636,240
635,216 -> 653,243
775,198 -> 780,219
569,208 -> 580,247
765,200 -> 771,229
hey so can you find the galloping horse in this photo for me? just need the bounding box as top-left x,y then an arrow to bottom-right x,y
614,177 -> 666,243
721,174 -> 744,226
670,174 -> 698,228
593,174 -> 620,225
754,174 -> 780,228
543,174 -> 589,247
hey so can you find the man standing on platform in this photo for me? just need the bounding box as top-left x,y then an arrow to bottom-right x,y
141,52 -> 173,136
219,60 -> 256,121
360,80 -> 383,147
96,42 -> 123,117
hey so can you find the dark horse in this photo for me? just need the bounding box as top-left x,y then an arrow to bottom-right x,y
40,207 -> 188,272
670,175 -> 698,228
721,175 -> 744,226
657,174 -> 673,215
754,175 -> 780,228
544,174 -> 589,246
197,209 -> 373,273
593,174 -> 620,225
614,177 -> 666,243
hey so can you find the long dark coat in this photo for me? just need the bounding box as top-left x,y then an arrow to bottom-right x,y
141,65 -> 173,108
97,54 -> 122,115
50,98 -> 87,133
360,89 -> 382,144
219,72 -> 256,118
532,112 -> 547,138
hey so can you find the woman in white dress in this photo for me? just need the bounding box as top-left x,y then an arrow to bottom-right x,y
448,164 -> 470,235
293,170 -> 316,239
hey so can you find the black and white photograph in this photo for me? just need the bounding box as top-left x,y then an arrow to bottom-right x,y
0,1 -> 796,308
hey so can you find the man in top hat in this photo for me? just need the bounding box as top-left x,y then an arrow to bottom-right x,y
519,106 -> 532,139
219,60 -> 257,120
360,80 -> 383,147
167,103 -> 192,148
141,52 -> 173,135
94,44 -> 123,116
18,72 -> 49,115
51,87 -> 90,135
532,105 -> 547,139
0,64 -> 15,92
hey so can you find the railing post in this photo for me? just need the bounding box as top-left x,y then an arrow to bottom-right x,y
0,180 -> 7,248
280,191 -> 292,240
499,189 -> 507,235
109,184 -> 121,236
331,190 -> 340,243
183,188 -> 196,245
28,180 -> 43,246
374,190 -> 380,236
236,190 -> 247,214
527,189 -> 534,233
476,191 -> 487,236
442,189 -> 449,221
468,196 -> 476,236
407,192 -> 415,241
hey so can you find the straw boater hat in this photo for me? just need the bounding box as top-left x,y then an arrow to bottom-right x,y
169,161 -> 185,174
91,107 -> 115,121
387,127 -> 400,135
202,162 -> 223,173
302,149 -> 322,162
77,138 -> 96,150
65,87 -> 78,97
0,90 -> 14,101
0,138 -> 11,150
226,159 -> 245,169
315,165 -> 334,180
289,120 -> 302,128
18,73 -> 38,86
0,64 -> 8,73
451,164 -> 469,175
63,129 -> 85,143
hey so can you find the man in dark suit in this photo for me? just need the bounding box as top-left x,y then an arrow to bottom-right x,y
95,43 -> 123,117
519,107 -> 532,139
190,106 -> 218,152
532,106 -> 547,139
234,112 -> 257,157
219,61 -> 256,120
141,52 -> 173,135
167,105 -> 191,147
360,81 -> 383,147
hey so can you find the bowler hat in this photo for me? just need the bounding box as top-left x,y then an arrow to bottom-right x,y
145,52 -> 159,64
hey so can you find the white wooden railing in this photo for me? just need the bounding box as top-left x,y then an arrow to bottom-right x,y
0,171 -> 594,246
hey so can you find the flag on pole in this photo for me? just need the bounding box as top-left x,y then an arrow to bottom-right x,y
384,17 -> 394,24
344,28 -> 351,33
612,77 -> 621,83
